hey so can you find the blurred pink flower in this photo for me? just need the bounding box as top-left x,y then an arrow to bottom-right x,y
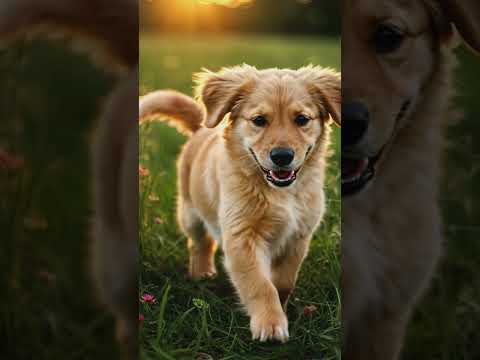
0,149 -> 24,171
154,217 -> 163,225
138,314 -> 144,322
141,293 -> 156,304
303,305 -> 318,317
23,215 -> 48,231
139,165 -> 150,177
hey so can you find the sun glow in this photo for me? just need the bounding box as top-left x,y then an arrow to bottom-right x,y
197,0 -> 252,8
149,0 -> 253,33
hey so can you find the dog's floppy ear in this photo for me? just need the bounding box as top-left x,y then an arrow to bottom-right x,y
194,65 -> 257,128
298,66 -> 341,127
437,0 -> 480,53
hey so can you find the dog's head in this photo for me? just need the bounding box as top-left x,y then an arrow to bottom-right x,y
342,0 -> 480,196
195,65 -> 340,188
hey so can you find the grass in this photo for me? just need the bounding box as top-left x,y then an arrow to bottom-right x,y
0,39 -> 119,358
139,34 -> 341,359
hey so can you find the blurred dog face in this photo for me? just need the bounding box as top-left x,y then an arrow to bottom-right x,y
196,65 -> 340,188
342,0 -> 452,196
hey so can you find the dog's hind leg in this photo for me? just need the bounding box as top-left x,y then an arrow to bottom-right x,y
187,234 -> 217,279
177,201 -> 217,279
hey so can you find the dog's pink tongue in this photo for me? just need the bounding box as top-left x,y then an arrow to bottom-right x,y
272,170 -> 294,180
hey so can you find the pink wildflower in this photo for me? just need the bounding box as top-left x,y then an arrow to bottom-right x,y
139,165 -> 150,177
0,149 -> 24,171
141,293 -> 156,304
303,305 -> 318,317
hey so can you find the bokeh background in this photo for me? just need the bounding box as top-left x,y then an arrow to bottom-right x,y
140,0 -> 340,35
0,40 -> 119,358
139,1 -> 341,359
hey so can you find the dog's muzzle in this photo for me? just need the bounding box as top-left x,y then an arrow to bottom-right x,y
250,148 -> 301,188
342,100 -> 411,197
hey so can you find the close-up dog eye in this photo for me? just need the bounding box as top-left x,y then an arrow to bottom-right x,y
372,23 -> 405,54
295,114 -> 311,126
252,115 -> 268,127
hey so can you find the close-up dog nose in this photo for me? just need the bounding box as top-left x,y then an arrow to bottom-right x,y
342,101 -> 370,146
270,147 -> 295,167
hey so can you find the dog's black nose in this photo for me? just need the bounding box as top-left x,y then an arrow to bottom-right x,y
342,101 -> 369,146
270,147 -> 295,167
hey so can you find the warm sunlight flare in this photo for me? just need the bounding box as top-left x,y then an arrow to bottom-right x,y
153,0 -> 254,33
197,0 -> 252,7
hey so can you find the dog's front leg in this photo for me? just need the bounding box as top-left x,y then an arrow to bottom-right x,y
272,240 -> 310,310
223,232 -> 289,343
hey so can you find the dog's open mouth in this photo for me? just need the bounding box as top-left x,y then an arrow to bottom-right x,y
342,99 -> 411,197
249,149 -> 298,187
341,151 -> 382,196
264,168 -> 298,187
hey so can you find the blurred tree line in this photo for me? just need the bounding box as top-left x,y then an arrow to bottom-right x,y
140,0 -> 340,36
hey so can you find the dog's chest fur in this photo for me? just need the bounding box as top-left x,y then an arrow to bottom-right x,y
342,162 -> 443,320
200,162 -> 326,260
221,181 -> 325,259
260,181 -> 325,259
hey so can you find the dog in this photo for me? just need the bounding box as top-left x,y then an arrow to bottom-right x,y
139,65 -> 340,342
0,1 -> 138,359
342,0 -> 480,359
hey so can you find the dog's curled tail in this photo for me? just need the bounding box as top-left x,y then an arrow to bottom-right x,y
139,90 -> 204,136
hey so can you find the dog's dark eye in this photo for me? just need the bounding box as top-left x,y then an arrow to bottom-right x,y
295,114 -> 310,127
373,24 -> 405,54
252,115 -> 267,127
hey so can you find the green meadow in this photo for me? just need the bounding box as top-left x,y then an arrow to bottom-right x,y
139,34 -> 341,359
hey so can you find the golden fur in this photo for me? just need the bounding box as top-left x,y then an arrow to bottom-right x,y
342,1 -> 480,359
140,65 -> 340,342
0,1 -> 138,359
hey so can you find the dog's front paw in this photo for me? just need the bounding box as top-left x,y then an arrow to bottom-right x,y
250,310 -> 289,343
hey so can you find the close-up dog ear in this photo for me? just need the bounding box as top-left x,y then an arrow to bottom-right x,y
438,0 -> 480,54
194,65 -> 257,128
298,66 -> 341,127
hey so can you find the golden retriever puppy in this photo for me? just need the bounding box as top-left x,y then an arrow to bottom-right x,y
139,65 -> 340,342
342,1 -> 480,359
0,1 -> 138,359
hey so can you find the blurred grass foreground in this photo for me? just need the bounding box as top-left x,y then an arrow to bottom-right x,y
0,38 -> 119,359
